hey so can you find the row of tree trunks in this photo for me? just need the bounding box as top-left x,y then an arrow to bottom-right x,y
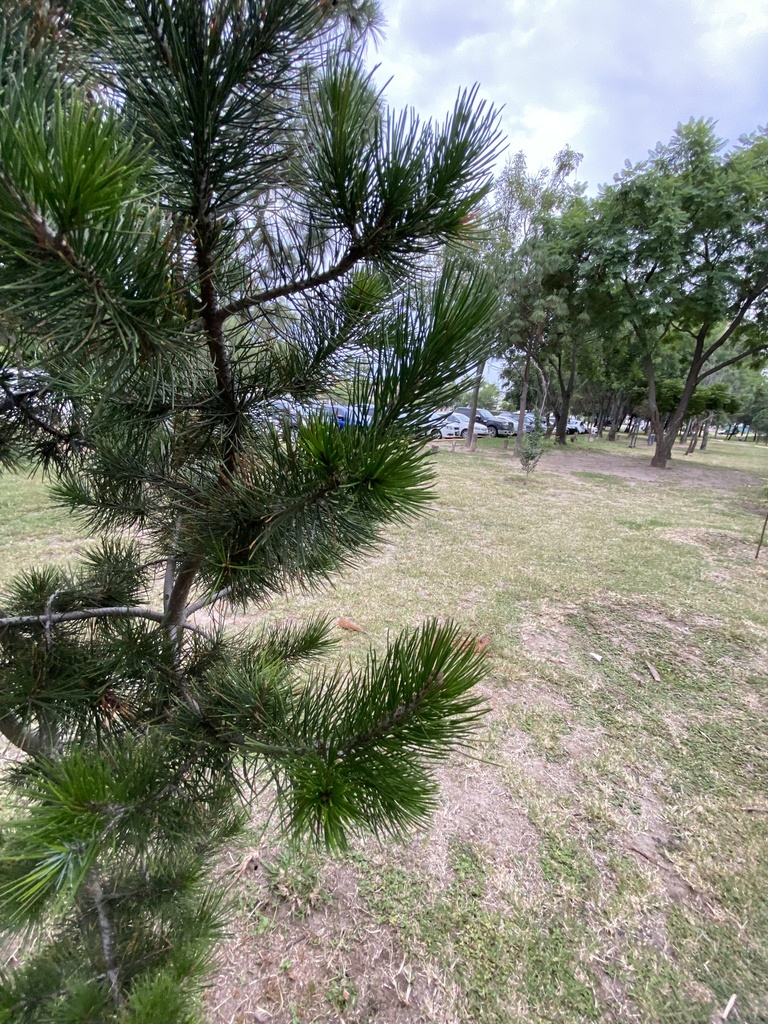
607,397 -> 626,441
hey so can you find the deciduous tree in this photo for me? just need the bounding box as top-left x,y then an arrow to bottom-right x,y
489,148 -> 583,452
585,119 -> 768,468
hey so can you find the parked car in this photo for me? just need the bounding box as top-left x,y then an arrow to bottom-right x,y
426,411 -> 460,439
495,411 -> 536,434
266,398 -> 319,428
448,412 -> 489,439
494,411 -> 518,433
454,407 -> 512,438
0,366 -> 73,429
566,417 -> 589,435
320,402 -> 373,428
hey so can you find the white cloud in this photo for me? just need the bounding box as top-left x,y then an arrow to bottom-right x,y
369,0 -> 768,190
504,103 -> 595,171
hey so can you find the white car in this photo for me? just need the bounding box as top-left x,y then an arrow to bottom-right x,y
566,417 -> 589,435
427,412 -> 460,438
447,412 -> 489,439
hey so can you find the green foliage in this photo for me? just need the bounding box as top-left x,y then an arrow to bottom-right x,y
580,119 -> 768,459
455,380 -> 501,409
520,425 -> 543,482
0,1 -> 501,1017
486,149 -> 586,423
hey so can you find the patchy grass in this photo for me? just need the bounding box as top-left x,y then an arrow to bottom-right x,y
3,435 -> 768,1023
0,470 -> 82,573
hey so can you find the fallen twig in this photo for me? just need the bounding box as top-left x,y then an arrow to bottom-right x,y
646,661 -> 662,683
720,993 -> 737,1020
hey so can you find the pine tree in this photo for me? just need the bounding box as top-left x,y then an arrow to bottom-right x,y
519,423 -> 543,483
0,2 -> 502,1020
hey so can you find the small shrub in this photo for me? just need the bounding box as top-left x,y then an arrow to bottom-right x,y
520,427 -> 544,483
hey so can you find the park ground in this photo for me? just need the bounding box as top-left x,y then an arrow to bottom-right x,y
1,436 -> 767,1024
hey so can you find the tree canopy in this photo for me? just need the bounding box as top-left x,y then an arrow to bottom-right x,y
486,147 -> 584,446
581,119 -> 768,466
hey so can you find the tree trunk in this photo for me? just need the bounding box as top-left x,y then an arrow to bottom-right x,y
464,359 -> 485,451
628,416 -> 640,448
607,397 -> 623,441
555,410 -> 568,445
685,419 -> 700,454
651,433 -> 674,467
699,412 -> 713,451
514,343 -> 531,458
756,507 -> 768,559
645,351 -> 700,469
552,344 -> 576,446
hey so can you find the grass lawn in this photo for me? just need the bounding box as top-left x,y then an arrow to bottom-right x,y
2,435 -> 768,1023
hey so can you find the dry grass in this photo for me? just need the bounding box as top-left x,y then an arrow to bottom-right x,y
2,434 -> 768,1023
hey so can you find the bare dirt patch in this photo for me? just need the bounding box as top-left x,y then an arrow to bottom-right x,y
206,742 -> 544,1024
207,855 -> 453,1024
516,605 -> 583,673
540,447 -> 758,493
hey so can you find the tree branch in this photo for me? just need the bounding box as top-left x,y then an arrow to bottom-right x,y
87,877 -> 123,1009
0,606 -> 165,629
0,711 -> 45,756
696,342 -> 768,382
218,248 -> 359,320
700,288 -> 768,364
185,585 -> 233,617
0,605 -> 210,637
339,671 -> 446,758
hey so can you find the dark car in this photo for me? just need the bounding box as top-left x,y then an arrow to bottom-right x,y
455,407 -> 513,438
321,402 -> 373,428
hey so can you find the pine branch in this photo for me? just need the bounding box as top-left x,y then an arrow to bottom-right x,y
338,670 -> 446,757
86,875 -> 123,1009
0,605 -> 210,637
184,585 -> 233,617
218,247 -> 360,319
162,559 -> 202,633
0,711 -> 45,756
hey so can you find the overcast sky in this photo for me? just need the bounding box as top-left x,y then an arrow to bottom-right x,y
370,0 -> 768,193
